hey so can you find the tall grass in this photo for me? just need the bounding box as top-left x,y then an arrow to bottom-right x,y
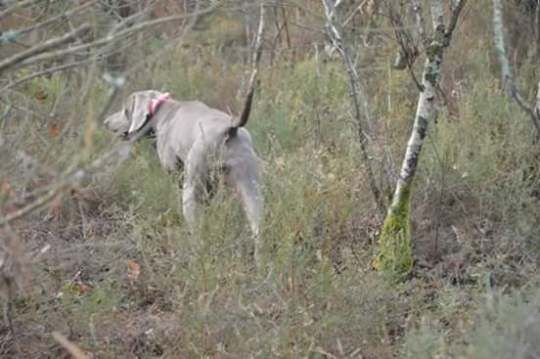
3,1 -> 540,356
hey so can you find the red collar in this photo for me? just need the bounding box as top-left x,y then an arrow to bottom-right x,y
147,93 -> 170,117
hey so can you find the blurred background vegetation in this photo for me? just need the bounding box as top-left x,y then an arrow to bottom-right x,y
1,0 -> 539,357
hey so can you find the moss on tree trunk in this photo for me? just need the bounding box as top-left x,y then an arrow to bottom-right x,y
374,185 -> 413,281
373,0 -> 466,281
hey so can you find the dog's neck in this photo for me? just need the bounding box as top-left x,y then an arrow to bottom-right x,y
127,94 -> 171,141
144,93 -> 170,137
147,93 -> 170,118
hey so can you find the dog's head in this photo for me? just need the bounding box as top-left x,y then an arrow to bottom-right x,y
104,90 -> 167,138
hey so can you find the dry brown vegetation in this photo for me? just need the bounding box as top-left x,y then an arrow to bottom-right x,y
1,0 -> 540,357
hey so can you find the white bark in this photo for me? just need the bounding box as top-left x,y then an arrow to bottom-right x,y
430,0 -> 445,30
322,0 -> 373,128
492,0 -> 540,140
389,62 -> 437,214
388,0 -> 450,216
536,0 -> 540,59
377,0 -> 467,278
412,0 -> 426,43
536,81 -> 540,121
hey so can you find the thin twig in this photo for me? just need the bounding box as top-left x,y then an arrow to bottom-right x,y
388,3 -> 422,91
13,6 -> 222,71
536,0 -> 540,60
536,81 -> 540,121
492,0 -> 540,140
444,0 -> 467,46
0,2 -> 222,228
0,60 -> 91,92
0,186 -> 65,226
0,97 -> 46,120
15,0 -> 97,38
0,24 -> 91,75
322,0 -> 385,215
0,0 -> 37,20
238,1 -> 265,128
412,0 -> 426,45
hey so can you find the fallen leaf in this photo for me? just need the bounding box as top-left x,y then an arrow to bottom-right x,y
0,180 -> 14,198
70,282 -> 92,295
127,260 -> 141,283
35,89 -> 48,102
48,122 -> 62,137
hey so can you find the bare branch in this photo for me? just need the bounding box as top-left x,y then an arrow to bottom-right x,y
412,0 -> 427,45
342,1 -> 363,27
0,128 -> 135,228
537,81 -> 540,120
124,1 -> 220,79
376,0 -> 468,279
492,0 -> 540,139
322,0 -> 385,215
0,0 -> 36,21
0,23 -> 91,75
445,0 -> 467,46
430,0 -> 445,30
15,0 -> 97,38
388,3 -> 422,90
0,185 -> 64,227
13,6 -> 222,71
0,2 -> 218,227
536,0 -> 540,59
1,60 -> 91,92
0,97 -> 46,120
238,1 -> 265,129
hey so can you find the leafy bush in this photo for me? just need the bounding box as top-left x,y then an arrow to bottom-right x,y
401,288 -> 540,359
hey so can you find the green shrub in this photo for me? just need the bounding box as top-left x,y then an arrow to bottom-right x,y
401,288 -> 540,359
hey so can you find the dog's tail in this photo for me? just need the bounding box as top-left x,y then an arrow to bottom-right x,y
228,3 -> 264,138
229,71 -> 257,137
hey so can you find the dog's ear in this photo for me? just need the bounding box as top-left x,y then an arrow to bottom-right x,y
126,92 -> 152,134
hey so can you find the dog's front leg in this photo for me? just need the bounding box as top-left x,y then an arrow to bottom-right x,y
239,179 -> 263,268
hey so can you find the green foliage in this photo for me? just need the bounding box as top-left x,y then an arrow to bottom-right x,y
5,1 -> 540,357
463,289 -> 540,358
401,318 -> 448,359
60,280 -> 122,321
417,76 -> 540,259
27,74 -> 67,107
111,140 -> 180,216
401,288 -> 540,358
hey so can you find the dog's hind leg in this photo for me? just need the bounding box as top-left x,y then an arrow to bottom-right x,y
228,167 -> 263,268
182,181 -> 201,232
182,143 -> 209,232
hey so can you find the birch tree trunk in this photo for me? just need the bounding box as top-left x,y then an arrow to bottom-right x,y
375,0 -> 467,280
534,0 -> 540,61
492,0 -> 540,141
537,81 -> 540,120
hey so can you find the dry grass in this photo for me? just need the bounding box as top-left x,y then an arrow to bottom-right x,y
1,1 -> 540,357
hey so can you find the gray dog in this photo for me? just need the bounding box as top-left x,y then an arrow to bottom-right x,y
104,90 -> 263,263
